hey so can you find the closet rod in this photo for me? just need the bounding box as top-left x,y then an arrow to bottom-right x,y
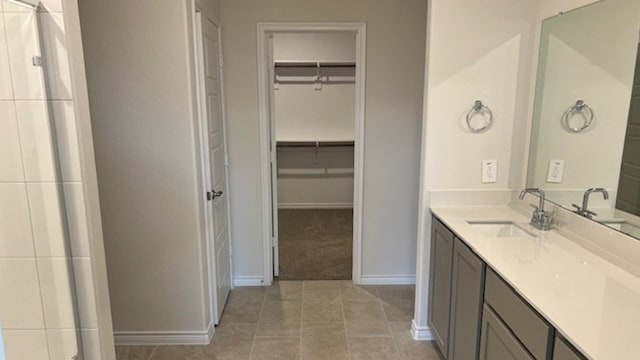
274,61 -> 356,68
276,140 -> 355,148
275,80 -> 355,85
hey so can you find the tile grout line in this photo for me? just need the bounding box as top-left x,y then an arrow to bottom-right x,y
145,345 -> 158,360
339,282 -> 351,358
247,288 -> 267,360
299,281 -> 304,360
377,286 -> 403,358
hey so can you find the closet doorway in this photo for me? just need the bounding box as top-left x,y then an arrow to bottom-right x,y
257,24 -> 366,284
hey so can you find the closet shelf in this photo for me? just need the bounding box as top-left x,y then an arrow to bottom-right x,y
274,61 -> 356,85
276,140 -> 355,148
278,168 -> 354,176
274,61 -> 356,69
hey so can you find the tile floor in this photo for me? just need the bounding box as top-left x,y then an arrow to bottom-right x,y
116,281 -> 443,360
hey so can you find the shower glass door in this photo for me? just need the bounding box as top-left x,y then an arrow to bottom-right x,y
1,0 -> 82,358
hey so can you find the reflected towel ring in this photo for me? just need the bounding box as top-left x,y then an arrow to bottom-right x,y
466,100 -> 493,133
563,100 -> 594,133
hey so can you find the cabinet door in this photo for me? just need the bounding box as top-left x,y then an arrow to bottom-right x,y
428,217 -> 455,357
553,337 -> 586,360
479,305 -> 534,360
449,238 -> 485,360
484,269 -> 553,360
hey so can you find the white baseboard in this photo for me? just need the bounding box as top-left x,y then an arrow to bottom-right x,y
114,322 -> 214,346
233,276 -> 266,286
278,203 -> 353,209
411,320 -> 434,341
359,275 -> 416,285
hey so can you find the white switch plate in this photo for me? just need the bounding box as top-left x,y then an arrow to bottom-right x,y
482,160 -> 497,183
547,160 -> 564,183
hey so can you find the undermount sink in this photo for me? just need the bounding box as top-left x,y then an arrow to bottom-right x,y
467,220 -> 537,239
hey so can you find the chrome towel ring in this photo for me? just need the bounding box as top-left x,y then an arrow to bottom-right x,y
466,100 -> 493,133
563,100 -> 594,133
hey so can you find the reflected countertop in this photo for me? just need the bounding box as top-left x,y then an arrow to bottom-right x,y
431,205 -> 640,360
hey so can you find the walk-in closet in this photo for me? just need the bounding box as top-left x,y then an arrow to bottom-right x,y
271,32 -> 357,280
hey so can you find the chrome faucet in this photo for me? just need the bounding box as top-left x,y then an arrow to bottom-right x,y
519,188 -> 553,231
572,188 -> 609,219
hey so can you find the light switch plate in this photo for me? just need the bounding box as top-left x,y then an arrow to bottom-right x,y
547,160 -> 564,183
482,160 -> 498,183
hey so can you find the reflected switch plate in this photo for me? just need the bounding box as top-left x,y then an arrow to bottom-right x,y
547,160 -> 564,183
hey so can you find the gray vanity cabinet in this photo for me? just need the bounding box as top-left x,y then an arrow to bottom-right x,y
479,305 -> 534,360
552,337 -> 586,360
428,218 -> 455,356
429,217 -> 486,359
448,238 -> 485,360
484,269 -> 553,360
430,216 -> 587,360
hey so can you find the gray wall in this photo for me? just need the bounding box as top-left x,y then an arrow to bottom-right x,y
221,0 -> 428,282
79,0 -> 219,335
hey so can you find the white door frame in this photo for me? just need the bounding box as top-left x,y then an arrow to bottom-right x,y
193,7 -> 233,326
256,23 -> 367,285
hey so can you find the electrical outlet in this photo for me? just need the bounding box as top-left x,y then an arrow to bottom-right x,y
547,160 -> 564,183
482,160 -> 498,183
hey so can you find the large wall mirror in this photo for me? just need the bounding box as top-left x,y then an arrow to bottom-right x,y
527,0 -> 640,239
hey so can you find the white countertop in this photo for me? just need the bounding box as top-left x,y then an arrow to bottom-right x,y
431,205 -> 640,360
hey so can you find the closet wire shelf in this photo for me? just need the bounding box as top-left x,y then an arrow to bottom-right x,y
276,140 -> 355,176
274,61 -> 356,85
276,140 -> 355,148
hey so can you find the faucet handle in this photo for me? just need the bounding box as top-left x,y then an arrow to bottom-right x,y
572,204 -> 597,218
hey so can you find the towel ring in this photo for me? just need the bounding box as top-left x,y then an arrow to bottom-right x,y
466,100 -> 493,133
563,100 -> 594,133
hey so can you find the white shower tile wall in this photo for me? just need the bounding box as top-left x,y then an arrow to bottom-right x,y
0,0 -> 101,359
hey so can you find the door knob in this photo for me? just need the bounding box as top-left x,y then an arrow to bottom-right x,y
207,190 -> 224,201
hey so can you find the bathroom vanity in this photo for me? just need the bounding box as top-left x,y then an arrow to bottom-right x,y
426,2 -> 640,358
428,206 -> 640,360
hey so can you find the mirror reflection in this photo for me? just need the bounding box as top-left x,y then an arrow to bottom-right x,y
527,0 -> 640,238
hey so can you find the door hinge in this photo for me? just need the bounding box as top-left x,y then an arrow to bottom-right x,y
32,56 -> 43,67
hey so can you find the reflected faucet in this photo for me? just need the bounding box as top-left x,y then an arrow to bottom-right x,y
519,188 -> 553,231
572,188 -> 609,219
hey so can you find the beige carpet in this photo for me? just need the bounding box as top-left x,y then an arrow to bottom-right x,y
277,209 -> 353,280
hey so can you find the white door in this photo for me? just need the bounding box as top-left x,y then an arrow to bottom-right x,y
196,12 -> 231,324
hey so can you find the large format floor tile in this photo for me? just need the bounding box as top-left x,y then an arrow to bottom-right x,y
301,323 -> 348,360
115,345 -> 156,360
115,281 -> 442,360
